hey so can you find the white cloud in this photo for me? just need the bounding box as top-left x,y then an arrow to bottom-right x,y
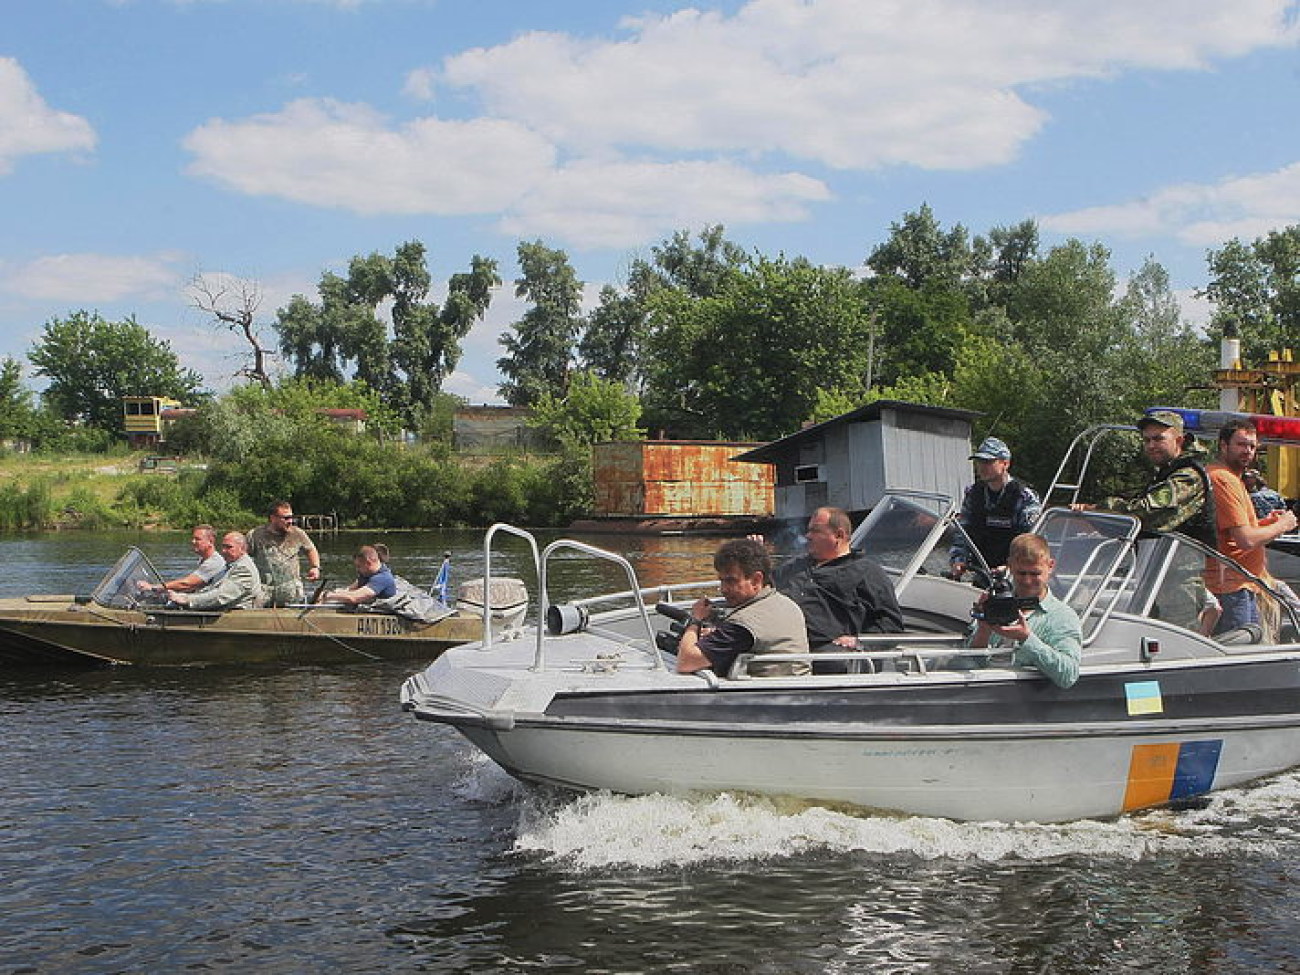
440,0 -> 1300,171
179,0 -> 1300,248
1042,161 -> 1300,245
0,58 -> 96,175
403,67 -> 437,102
184,98 -> 556,215
443,368 -> 503,404
0,252 -> 184,302
501,158 -> 830,248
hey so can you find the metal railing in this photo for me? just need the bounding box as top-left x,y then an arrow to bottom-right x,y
534,538 -> 664,673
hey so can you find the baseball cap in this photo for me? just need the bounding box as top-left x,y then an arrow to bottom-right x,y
1137,409 -> 1185,433
970,436 -> 1011,461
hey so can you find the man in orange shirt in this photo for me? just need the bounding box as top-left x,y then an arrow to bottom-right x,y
1205,417 -> 1297,633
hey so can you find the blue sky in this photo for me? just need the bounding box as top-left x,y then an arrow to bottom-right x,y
3,0 -> 1299,404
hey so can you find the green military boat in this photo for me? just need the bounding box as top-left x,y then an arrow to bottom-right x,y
0,548 -> 528,668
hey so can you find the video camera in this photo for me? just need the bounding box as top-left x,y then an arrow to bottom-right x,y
970,570 -> 1040,627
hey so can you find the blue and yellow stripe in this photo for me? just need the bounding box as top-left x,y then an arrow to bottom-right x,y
1123,740 -> 1223,812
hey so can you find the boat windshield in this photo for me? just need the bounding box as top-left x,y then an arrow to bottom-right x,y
1033,507 -> 1139,629
90,548 -> 167,610
850,492 -> 952,575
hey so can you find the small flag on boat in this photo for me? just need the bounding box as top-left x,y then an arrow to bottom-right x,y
431,553 -> 451,603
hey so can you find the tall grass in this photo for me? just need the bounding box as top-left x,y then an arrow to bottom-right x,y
0,480 -> 56,530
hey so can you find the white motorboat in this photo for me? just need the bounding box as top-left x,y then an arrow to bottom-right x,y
402,425 -> 1300,823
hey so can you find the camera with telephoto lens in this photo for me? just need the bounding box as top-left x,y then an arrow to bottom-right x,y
971,570 -> 1039,627
654,602 -> 720,654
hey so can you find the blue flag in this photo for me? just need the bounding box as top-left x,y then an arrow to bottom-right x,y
431,554 -> 451,603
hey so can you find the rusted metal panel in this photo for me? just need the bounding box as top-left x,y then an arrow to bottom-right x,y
592,442 -> 774,517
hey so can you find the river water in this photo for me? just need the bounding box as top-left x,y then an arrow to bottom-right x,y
3,530 -> 1300,973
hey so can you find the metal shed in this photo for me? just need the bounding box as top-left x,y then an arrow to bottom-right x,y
732,400 -> 979,523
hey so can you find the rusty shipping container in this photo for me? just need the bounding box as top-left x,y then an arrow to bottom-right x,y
592,442 -> 774,518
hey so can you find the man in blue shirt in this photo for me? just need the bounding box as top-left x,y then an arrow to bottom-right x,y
966,532 -> 1081,688
322,545 -> 397,606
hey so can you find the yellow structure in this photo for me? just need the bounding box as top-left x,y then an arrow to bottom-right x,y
1213,350 -> 1300,498
122,396 -> 182,449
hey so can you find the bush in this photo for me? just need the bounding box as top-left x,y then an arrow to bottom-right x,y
0,480 -> 55,530
59,485 -> 118,529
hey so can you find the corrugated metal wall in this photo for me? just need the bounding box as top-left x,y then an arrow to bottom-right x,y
771,406 -> 974,521
593,442 -> 774,517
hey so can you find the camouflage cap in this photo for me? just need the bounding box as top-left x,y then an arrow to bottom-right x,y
1137,409 -> 1185,433
970,436 -> 1011,460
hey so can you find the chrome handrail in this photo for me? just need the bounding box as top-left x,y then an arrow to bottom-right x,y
535,538 -> 664,673
480,524 -> 541,651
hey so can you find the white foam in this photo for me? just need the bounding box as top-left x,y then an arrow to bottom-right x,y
508,780 -> 1294,871
452,750 -> 523,804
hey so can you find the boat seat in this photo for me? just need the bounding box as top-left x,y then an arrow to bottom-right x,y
1216,623 -> 1263,648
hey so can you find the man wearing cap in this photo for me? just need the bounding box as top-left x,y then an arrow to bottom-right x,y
949,436 -> 1042,583
1075,410 -> 1217,545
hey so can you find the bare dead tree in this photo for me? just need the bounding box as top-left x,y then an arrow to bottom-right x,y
188,274 -> 275,389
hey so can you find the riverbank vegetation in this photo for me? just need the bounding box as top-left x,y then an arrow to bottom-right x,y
3,208 -> 1298,530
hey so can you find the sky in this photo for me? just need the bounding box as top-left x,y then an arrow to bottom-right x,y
3,0 -> 1299,405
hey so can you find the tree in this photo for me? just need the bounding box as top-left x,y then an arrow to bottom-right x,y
1203,226 -> 1300,362
188,274 -> 275,389
1116,257 -> 1215,415
865,204 -> 975,291
275,242 -> 499,427
497,241 -> 584,406
28,311 -> 206,432
865,279 -> 972,387
580,226 -> 750,392
529,370 -> 644,450
971,219 -> 1040,310
0,357 -> 39,442
641,256 -> 874,440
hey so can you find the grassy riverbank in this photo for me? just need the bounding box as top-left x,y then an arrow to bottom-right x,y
0,443 -> 591,531
0,451 -> 190,530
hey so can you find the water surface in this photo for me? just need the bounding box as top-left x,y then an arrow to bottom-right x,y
2,531 -> 1300,972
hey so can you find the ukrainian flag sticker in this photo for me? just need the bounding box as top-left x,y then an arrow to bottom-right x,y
1125,680 -> 1163,715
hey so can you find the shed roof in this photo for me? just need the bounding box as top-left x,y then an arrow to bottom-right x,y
732,400 -> 981,464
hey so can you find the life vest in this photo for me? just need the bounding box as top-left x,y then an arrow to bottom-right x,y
966,478 -> 1033,569
1152,453 -> 1217,548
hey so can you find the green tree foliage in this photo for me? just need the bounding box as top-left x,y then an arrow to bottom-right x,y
1203,225 -> 1300,362
175,378 -> 402,463
28,312 -> 206,433
581,226 -> 751,392
529,370 -> 645,450
1117,258 -> 1215,412
641,255 -> 874,440
866,203 -> 976,291
866,279 -> 972,388
0,357 -> 38,442
498,241 -> 584,406
276,242 -> 498,427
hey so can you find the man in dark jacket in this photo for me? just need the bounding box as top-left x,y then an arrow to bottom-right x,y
771,507 -> 903,672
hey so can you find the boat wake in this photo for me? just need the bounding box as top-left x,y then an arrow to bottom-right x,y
503,771 -> 1300,871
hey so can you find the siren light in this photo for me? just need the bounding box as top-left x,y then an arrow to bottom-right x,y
1145,407 -> 1300,444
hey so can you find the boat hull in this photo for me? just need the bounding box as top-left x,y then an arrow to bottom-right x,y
454,720 -> 1297,823
0,597 -> 491,668
408,650 -> 1300,822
